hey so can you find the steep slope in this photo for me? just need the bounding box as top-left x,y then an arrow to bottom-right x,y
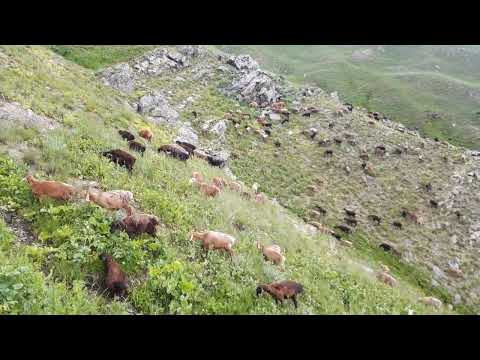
216,45 -> 480,150
92,45 -> 479,311
0,45 -> 471,314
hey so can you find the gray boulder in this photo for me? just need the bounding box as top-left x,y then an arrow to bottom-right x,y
137,91 -> 180,125
99,63 -> 136,93
210,120 -> 227,137
229,70 -> 280,105
132,48 -> 188,76
268,112 -> 281,121
227,54 -> 259,71
175,126 -> 198,146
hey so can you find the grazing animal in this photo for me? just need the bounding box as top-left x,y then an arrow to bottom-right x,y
25,174 -> 76,201
257,115 -> 267,126
191,171 -> 204,183
103,149 -> 136,172
272,101 -> 286,110
430,199 -> 439,208
192,111 -> 198,118
158,144 -> 190,161
190,177 -> 220,198
207,155 -> 226,168
419,296 -> 442,309
318,139 -> 331,147
364,164 -> 376,177
331,232 -> 342,240
100,254 -> 128,298
407,210 -> 424,225
111,211 -> 160,238
334,224 -> 352,234
256,281 -> 304,309
368,215 -> 382,225
344,217 -> 358,227
193,148 -> 210,161
139,128 -> 153,142
446,266 -> 464,278
86,188 -> 133,212
376,271 -> 397,287
309,221 -> 331,234
344,208 -> 356,218
304,128 -> 318,139
241,191 -> 252,200
375,145 -> 386,155
212,176 -> 227,190
190,230 -> 236,257
128,140 -> 146,155
255,193 -> 267,204
118,130 -> 134,141
175,141 -> 196,155
392,221 -> 403,229
325,149 -> 334,156
313,205 -> 327,216
379,242 -> 401,257
256,241 -> 285,266
228,181 -> 243,193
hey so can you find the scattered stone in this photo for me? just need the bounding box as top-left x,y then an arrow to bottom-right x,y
226,54 -> 259,71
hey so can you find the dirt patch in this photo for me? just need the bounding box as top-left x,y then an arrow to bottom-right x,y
0,210 -> 38,245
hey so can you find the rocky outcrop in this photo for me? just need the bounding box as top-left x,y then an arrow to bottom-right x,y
99,46 -> 200,94
132,47 -> 190,75
136,91 -> 180,126
0,100 -> 57,131
227,54 -> 259,71
175,126 -> 198,146
176,45 -> 200,58
228,69 -> 281,105
98,63 -> 136,93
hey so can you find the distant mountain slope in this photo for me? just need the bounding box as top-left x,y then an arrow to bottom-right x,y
216,45 -> 480,149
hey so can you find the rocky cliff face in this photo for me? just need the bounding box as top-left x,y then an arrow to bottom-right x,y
97,45 -> 480,309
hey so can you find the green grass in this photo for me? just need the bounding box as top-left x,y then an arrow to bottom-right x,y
0,45 -> 459,314
48,45 -> 158,71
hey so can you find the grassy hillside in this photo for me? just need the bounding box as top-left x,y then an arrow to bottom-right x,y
0,45 -> 460,314
217,45 -> 480,150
